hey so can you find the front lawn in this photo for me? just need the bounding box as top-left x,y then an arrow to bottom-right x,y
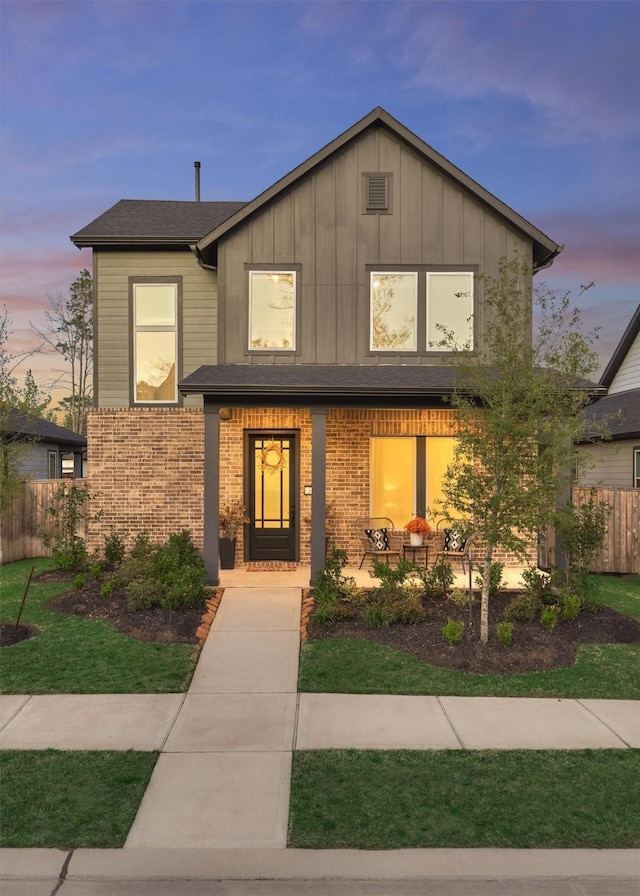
0,750 -> 156,847
289,749 -> 640,849
299,574 -> 640,699
0,559 -> 200,694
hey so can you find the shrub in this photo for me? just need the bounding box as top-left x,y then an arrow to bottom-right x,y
442,617 -> 465,646
416,557 -> 454,596
104,530 -> 126,567
117,530 -> 206,613
540,604 -> 559,630
393,594 -> 427,624
73,573 -> 86,590
89,564 -> 103,581
496,620 -> 514,647
312,602 -> 351,626
42,482 -> 94,572
449,587 -> 473,608
475,562 -> 505,598
126,579 -> 156,612
129,532 -> 155,561
100,578 -> 115,600
560,591 -> 582,622
520,566 -> 553,605
363,600 -> 395,628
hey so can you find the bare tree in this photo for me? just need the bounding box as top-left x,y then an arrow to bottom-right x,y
31,269 -> 93,434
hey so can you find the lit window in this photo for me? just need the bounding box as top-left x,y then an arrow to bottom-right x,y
133,284 -> 177,403
370,273 -> 417,352
249,272 -> 295,350
427,272 -> 474,349
370,437 -> 458,522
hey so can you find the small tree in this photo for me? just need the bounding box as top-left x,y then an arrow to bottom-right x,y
31,269 -> 93,434
438,255 -> 606,643
0,309 -> 50,511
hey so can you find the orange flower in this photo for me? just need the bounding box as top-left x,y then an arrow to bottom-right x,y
404,516 -> 431,535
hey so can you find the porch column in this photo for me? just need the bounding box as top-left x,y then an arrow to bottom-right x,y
310,406 -> 327,585
203,399 -> 221,585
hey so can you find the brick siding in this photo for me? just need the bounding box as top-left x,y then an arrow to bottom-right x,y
87,406 -> 532,568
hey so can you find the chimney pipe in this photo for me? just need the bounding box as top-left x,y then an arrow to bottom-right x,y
194,161 -> 201,202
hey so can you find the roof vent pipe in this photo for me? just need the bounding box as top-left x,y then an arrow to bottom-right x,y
194,161 -> 201,202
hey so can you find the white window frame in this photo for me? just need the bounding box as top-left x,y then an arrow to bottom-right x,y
248,271 -> 297,352
634,446 -> 640,488
132,282 -> 178,405
47,450 -> 58,479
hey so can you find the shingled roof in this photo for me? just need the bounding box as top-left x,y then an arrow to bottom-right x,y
70,200 -> 246,247
3,410 -> 87,446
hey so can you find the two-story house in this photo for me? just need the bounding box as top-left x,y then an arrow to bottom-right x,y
71,107 -> 561,584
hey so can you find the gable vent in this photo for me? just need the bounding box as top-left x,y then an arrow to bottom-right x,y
367,175 -> 388,210
363,172 -> 392,215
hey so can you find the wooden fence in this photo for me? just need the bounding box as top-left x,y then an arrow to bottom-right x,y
572,487 -> 639,575
0,480 -> 87,566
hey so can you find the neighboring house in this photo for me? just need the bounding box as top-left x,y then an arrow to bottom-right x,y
71,107 -> 562,583
578,304 -> 640,488
2,410 -> 86,480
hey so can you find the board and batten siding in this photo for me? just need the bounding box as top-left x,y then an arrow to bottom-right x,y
608,329 -> 640,395
217,127 -> 531,365
94,249 -> 217,407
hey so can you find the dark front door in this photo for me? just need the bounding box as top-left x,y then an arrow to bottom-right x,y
247,433 -> 297,561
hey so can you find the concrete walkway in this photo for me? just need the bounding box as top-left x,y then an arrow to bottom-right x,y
1,583 -> 640,887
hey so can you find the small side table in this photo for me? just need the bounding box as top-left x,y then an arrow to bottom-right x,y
402,543 -> 429,568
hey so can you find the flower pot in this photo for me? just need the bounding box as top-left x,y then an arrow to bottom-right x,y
409,532 -> 424,546
219,537 -> 236,569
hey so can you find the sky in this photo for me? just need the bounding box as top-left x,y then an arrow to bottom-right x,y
2,0 -> 639,407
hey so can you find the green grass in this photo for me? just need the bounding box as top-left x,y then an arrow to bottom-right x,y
299,575 -> 640,699
594,573 -> 640,619
0,559 -> 200,694
289,749 -> 640,849
0,750 -> 157,848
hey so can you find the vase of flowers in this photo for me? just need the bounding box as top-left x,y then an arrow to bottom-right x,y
219,500 -> 250,569
404,516 -> 431,546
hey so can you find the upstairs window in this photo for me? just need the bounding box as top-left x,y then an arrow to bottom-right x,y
369,269 -> 474,354
133,283 -> 178,403
427,272 -> 474,350
370,273 -> 417,351
249,271 -> 296,351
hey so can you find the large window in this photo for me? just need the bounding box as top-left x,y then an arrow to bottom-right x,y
133,283 -> 178,404
369,270 -> 474,353
427,272 -> 474,349
249,272 -> 296,350
370,273 -> 417,351
370,437 -> 457,524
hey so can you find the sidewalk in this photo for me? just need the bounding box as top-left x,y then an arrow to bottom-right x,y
1,584 -> 639,885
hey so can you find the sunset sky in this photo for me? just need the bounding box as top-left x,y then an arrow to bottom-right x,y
2,0 -> 638,406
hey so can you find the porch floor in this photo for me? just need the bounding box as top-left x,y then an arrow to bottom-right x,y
219,565 -> 529,591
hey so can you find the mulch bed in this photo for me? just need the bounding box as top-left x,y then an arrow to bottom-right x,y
0,623 -> 38,648
308,592 -> 640,674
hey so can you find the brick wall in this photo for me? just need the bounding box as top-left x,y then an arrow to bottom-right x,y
87,405 -> 532,568
86,408 -> 204,554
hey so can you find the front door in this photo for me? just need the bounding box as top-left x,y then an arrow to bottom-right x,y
247,433 -> 297,561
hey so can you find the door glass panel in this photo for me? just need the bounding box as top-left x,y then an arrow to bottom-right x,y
253,439 -> 290,529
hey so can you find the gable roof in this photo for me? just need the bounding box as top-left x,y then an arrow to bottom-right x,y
70,200 -> 247,248
600,303 -> 640,388
196,107 -> 561,271
3,410 -> 87,447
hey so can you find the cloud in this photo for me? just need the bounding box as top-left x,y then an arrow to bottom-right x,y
396,2 -> 639,146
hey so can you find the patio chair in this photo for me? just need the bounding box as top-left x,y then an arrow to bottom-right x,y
434,521 -> 471,573
357,517 -> 403,568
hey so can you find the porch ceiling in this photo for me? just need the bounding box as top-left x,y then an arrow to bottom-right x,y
179,364 -> 457,408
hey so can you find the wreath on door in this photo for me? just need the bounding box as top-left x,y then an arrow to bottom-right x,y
261,441 -> 287,475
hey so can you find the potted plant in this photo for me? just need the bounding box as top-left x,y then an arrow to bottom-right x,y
404,516 -> 431,546
219,500 -> 249,569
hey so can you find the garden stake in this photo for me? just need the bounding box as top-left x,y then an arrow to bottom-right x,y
15,565 -> 35,630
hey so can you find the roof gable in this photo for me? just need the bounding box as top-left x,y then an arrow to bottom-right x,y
600,303 -> 640,388
196,107 -> 560,270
